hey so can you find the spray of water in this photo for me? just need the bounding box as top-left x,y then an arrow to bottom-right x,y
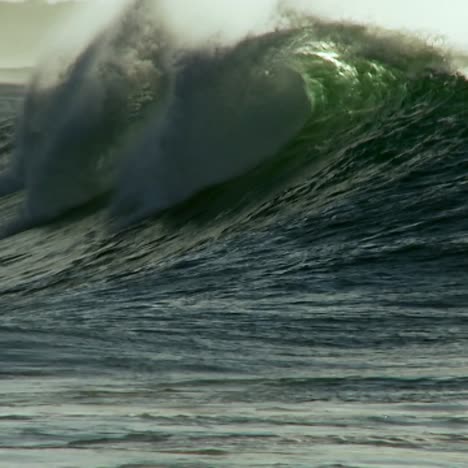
0,0 -> 311,230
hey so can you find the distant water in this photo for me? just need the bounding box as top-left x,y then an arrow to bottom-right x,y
1,5 -> 468,468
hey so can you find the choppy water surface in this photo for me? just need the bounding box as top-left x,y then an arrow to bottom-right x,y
1,7 -> 468,468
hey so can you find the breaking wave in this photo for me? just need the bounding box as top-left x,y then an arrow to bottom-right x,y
0,1 -> 467,244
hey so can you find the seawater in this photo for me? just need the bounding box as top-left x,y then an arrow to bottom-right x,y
0,7 -> 468,468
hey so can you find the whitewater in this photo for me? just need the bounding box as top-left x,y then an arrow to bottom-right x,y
0,1 -> 467,467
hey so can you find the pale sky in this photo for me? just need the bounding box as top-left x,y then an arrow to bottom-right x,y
1,0 -> 468,67
295,0 -> 468,51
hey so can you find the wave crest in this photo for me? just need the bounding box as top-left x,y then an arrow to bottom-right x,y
0,3 -> 464,235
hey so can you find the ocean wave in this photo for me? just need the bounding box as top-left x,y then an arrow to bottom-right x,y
0,4 -> 467,252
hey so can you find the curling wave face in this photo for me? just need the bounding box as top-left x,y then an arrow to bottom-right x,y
0,4 -> 467,268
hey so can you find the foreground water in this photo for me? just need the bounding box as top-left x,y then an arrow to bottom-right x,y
1,11 -> 468,468
2,289 -> 468,467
